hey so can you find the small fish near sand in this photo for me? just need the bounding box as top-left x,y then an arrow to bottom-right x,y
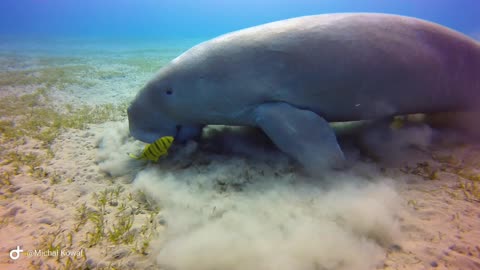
129,136 -> 174,162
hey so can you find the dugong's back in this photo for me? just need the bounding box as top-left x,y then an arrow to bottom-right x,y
184,13 -> 480,121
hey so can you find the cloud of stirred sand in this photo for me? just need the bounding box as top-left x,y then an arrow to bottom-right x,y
95,121 -> 147,180
96,122 -> 439,270
135,166 -> 400,270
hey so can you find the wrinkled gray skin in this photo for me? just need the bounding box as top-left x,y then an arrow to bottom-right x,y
128,13 -> 480,175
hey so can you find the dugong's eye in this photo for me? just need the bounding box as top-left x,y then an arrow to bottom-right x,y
165,89 -> 173,95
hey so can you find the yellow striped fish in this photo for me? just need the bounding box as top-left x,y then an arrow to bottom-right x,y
129,136 -> 174,162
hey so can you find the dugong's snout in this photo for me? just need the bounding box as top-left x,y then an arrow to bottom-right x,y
127,103 -> 203,144
127,103 -> 177,144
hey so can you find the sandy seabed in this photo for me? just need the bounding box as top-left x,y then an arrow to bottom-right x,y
0,41 -> 479,270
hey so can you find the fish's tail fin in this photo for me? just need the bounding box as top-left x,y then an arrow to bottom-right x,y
128,152 -> 141,159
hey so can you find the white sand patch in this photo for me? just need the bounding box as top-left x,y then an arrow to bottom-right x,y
0,120 -> 159,269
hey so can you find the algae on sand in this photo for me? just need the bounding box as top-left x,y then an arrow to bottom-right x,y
0,65 -> 95,90
0,88 -> 128,146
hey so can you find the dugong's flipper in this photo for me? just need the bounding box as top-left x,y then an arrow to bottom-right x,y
254,103 -> 346,175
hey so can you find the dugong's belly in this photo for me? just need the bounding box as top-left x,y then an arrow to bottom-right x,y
185,13 -> 480,122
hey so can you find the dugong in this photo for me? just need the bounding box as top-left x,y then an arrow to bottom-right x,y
128,13 -> 480,175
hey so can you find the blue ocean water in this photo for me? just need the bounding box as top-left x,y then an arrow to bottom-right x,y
1,0 -> 479,42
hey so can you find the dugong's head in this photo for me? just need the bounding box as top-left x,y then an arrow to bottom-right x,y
127,60 -> 204,144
